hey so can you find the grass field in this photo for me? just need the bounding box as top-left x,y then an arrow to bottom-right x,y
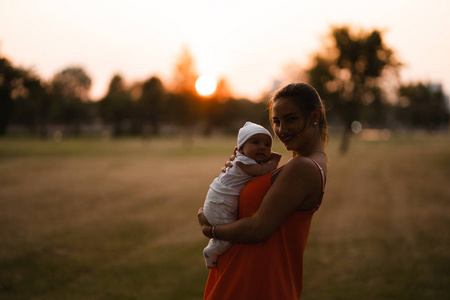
0,134 -> 449,299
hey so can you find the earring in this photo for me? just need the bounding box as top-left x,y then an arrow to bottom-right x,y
314,122 -> 317,125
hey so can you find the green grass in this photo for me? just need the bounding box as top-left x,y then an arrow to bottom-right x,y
0,134 -> 449,299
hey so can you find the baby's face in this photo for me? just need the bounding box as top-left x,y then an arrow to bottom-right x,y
240,134 -> 272,163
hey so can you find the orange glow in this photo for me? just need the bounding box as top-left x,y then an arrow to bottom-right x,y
195,75 -> 217,96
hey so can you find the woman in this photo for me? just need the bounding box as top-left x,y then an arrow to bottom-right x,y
198,82 -> 328,300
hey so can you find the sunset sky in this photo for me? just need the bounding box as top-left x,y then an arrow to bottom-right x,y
1,0 -> 449,101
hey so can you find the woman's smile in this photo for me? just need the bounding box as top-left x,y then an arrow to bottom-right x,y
279,134 -> 295,145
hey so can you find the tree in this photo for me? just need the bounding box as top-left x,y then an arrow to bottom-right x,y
396,82 -> 449,131
172,46 -> 198,95
306,26 -> 401,153
138,76 -> 165,136
11,74 -> 51,138
169,46 -> 201,140
98,74 -> 133,136
0,55 -> 26,135
50,67 -> 92,135
214,77 -> 233,103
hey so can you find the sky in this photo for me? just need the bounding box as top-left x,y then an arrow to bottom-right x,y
1,0 -> 449,101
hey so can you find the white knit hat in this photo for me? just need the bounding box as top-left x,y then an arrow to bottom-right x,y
237,122 -> 272,150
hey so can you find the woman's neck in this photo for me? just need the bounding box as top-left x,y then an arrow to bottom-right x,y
292,139 -> 325,158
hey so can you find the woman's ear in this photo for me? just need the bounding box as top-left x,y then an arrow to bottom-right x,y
313,108 -> 322,125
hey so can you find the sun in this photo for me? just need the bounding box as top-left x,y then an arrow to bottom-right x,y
195,75 -> 217,96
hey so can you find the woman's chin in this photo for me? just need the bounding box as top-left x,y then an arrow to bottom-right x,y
284,143 -> 300,152
283,142 -> 293,150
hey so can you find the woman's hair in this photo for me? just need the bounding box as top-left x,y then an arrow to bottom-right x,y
269,83 -> 329,147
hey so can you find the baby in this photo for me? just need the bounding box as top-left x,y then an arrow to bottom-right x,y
202,121 -> 281,268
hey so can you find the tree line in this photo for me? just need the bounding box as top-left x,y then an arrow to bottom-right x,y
1,51 -> 268,139
1,26 -> 449,151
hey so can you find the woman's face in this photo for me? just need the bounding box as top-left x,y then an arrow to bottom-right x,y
271,98 -> 313,154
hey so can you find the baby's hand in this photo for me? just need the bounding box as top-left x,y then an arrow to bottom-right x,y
270,152 -> 282,162
261,152 -> 282,173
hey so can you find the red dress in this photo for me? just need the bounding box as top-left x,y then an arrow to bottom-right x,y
203,160 -> 325,300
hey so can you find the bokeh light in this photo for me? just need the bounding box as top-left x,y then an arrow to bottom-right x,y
351,121 -> 362,134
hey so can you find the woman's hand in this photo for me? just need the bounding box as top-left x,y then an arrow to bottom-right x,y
198,207 -> 212,238
221,147 -> 238,173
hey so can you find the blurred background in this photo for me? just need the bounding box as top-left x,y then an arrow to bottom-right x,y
0,0 -> 449,299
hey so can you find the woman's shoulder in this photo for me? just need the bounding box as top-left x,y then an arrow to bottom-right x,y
279,156 -> 322,182
285,155 -> 318,170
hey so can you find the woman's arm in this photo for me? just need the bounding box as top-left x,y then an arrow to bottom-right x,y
198,156 -> 321,243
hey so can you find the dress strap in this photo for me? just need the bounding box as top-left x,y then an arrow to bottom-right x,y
307,158 -> 325,192
270,164 -> 286,184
